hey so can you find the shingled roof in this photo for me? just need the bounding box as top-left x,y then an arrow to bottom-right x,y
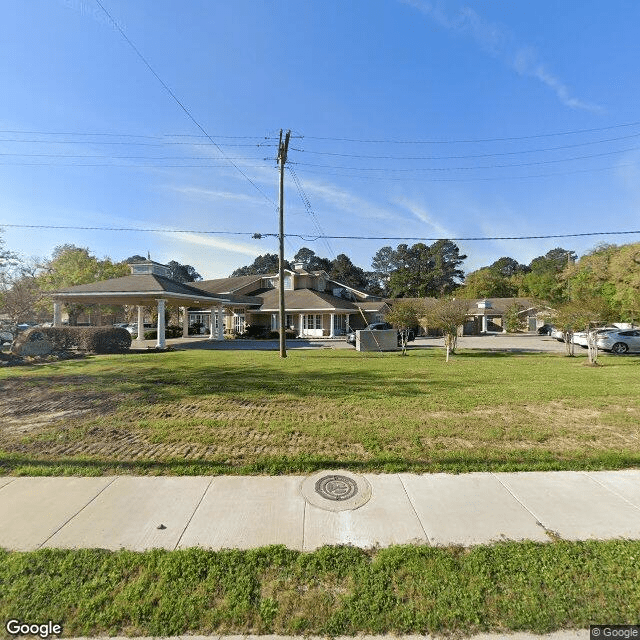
53,274 -> 230,307
256,288 -> 360,312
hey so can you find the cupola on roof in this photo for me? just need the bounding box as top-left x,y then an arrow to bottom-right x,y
128,260 -> 171,278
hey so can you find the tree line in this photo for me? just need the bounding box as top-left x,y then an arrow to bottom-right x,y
0,241 -> 202,326
1,229 -> 639,326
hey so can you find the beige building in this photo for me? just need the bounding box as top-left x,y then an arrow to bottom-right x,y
52,260 -> 388,346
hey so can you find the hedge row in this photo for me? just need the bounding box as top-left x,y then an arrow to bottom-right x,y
11,326 -> 132,354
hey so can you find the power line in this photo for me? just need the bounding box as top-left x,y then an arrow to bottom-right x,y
0,129 -> 277,140
288,165 -> 336,259
300,120 -> 640,144
0,162 -> 270,168
0,152 -> 271,161
285,231 -> 640,242
292,161 -> 638,182
0,138 -> 275,147
290,145 -> 640,173
0,224 -> 261,235
289,131 -> 640,160
2,223 -> 639,242
93,0 -> 277,209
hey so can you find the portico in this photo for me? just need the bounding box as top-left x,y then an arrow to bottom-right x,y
52,260 -> 231,349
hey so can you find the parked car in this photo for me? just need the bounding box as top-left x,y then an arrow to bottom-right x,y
15,322 -> 38,334
537,324 -> 554,335
596,329 -> 640,354
572,327 -> 618,349
346,322 -> 416,347
0,330 -> 14,345
120,323 -> 155,335
550,328 -> 565,342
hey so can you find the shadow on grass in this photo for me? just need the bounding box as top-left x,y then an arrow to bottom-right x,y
0,357 -> 470,401
3,449 -> 640,477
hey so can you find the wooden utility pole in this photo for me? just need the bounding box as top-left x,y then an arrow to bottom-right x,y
277,129 -> 291,358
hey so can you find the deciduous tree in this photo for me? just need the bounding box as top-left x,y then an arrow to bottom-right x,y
385,298 -> 424,355
420,298 -> 471,361
37,244 -> 128,324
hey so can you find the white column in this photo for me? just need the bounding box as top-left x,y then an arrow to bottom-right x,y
208,308 -> 216,339
137,306 -> 144,341
156,299 -> 166,348
181,307 -> 189,338
299,314 -> 304,337
216,304 -> 224,340
482,313 -> 488,334
329,313 -> 335,338
53,302 -> 62,327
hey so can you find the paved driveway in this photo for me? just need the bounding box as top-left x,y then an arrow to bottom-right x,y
168,333 -> 568,353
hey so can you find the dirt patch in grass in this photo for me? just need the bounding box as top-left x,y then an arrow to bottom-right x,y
1,351 -> 639,472
0,377 -> 120,439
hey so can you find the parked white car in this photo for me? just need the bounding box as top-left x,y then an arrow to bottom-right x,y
596,329 -> 640,354
572,327 -> 618,349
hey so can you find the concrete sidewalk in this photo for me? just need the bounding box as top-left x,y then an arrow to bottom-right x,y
1,469 -> 639,552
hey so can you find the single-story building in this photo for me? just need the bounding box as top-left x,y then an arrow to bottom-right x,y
386,297 -> 554,335
51,259 -> 388,347
460,298 -> 554,334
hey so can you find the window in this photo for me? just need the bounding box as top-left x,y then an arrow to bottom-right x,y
233,308 -> 245,333
283,275 -> 293,290
303,314 -> 322,330
333,315 -> 346,334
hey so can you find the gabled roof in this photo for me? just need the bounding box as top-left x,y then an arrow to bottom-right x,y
53,274 -> 230,307
195,275 -> 264,295
55,274 -> 218,297
256,288 -> 360,312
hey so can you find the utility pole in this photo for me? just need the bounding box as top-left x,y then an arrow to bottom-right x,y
277,129 -> 291,358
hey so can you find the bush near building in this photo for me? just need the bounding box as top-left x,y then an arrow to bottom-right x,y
11,326 -> 131,355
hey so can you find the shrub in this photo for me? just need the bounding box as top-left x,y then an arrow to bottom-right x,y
11,327 -> 131,354
268,329 -> 298,339
242,324 -> 270,338
189,322 -> 204,335
165,325 -> 183,338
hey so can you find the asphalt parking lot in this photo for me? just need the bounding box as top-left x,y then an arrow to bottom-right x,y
172,333 -> 569,352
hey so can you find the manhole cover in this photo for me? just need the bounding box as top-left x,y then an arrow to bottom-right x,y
315,474 -> 358,501
300,470 -> 371,512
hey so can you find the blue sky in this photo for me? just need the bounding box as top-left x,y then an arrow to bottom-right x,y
1,0 -> 639,279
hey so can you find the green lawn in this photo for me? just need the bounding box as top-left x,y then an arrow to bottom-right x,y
1,541 -> 638,637
1,348 -> 638,475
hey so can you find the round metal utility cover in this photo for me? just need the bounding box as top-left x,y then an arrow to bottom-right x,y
300,470 -> 372,512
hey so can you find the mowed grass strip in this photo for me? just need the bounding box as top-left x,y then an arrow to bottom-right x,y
1,349 -> 639,475
1,541 -> 638,637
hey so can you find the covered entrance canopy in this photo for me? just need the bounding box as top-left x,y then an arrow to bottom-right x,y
52,261 -> 232,348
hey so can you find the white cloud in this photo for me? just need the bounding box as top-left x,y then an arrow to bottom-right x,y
395,197 -> 456,238
295,176 -> 400,222
400,0 -> 600,112
159,231 -> 262,258
170,186 -> 267,205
